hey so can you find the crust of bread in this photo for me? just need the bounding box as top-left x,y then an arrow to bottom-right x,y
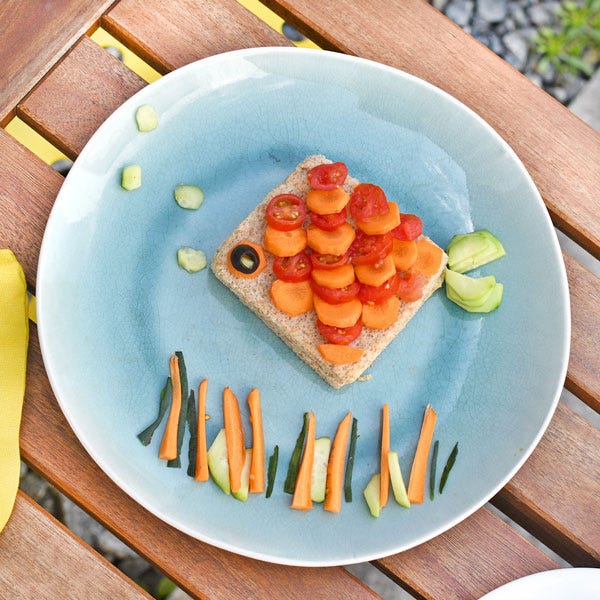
210,155 -> 447,388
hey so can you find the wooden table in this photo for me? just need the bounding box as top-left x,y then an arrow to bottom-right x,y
1,1 -> 599,598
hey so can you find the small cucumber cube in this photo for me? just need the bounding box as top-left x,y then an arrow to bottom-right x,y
208,429 -> 230,495
445,269 -> 496,302
121,164 -> 142,190
177,247 -> 207,273
446,229 -> 505,273
174,184 -> 204,210
232,449 -> 252,502
310,437 -> 331,503
387,451 -> 410,508
135,104 -> 159,132
363,473 -> 381,518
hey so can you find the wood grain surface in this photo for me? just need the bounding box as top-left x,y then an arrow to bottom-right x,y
262,0 -> 600,260
102,0 -> 291,74
18,36 -> 146,160
0,0 -> 116,124
0,492 -> 151,599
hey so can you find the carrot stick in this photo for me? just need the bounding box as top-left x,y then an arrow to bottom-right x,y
380,403 -> 390,508
159,354 -> 182,461
195,379 -> 209,482
247,388 -> 265,493
223,387 -> 245,493
324,411 -> 353,513
291,411 -> 316,511
407,404 -> 438,503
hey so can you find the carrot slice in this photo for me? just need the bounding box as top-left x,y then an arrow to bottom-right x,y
306,188 -> 350,215
291,411 -> 316,510
247,388 -> 265,493
412,238 -> 445,276
324,412 -> 353,512
380,404 -> 390,508
223,387 -> 245,493
306,223 -> 356,256
391,239 -> 418,271
311,264 -> 355,289
362,295 -> 400,330
356,202 -> 400,235
264,225 -> 307,257
407,404 -> 438,503
270,279 -> 313,316
317,344 -> 364,364
195,378 -> 209,482
313,295 -> 362,328
159,354 -> 182,461
354,254 -> 396,287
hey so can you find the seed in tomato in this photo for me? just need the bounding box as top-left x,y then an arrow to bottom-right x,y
349,183 -> 390,222
350,230 -> 393,265
309,207 -> 347,231
310,250 -> 351,270
273,251 -> 312,282
311,279 -> 360,304
358,273 -> 400,304
265,193 -> 306,231
391,214 -> 423,241
308,162 -> 348,190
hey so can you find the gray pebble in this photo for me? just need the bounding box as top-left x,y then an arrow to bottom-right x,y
502,31 -> 530,69
527,4 -> 554,26
445,0 -> 474,27
477,0 -> 508,23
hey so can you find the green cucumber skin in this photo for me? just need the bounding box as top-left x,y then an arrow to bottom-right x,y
310,437 -> 331,503
430,440 -> 439,502
186,390 -> 197,478
363,474 -> 381,518
167,351 -> 189,468
137,377 -> 171,446
208,429 -> 231,495
266,445 -> 279,498
439,442 -> 459,493
232,449 -> 252,502
344,417 -> 359,502
446,281 -> 503,313
446,229 -> 505,273
284,413 -> 309,494
387,451 -> 410,508
445,269 -> 496,302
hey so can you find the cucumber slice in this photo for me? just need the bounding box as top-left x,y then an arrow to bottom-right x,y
208,429 -> 230,495
363,473 -> 381,518
445,269 -> 496,302
232,449 -> 252,502
135,104 -> 159,132
174,184 -> 204,210
121,164 -> 142,190
310,437 -> 331,503
446,229 -> 505,273
177,247 -> 207,273
387,451 -> 410,508
446,280 -> 503,313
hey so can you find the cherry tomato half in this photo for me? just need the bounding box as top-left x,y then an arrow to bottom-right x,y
311,279 -> 360,304
349,230 -> 393,266
358,273 -> 400,305
391,214 -> 423,241
273,251 -> 312,282
307,162 -> 348,190
310,250 -> 351,270
349,183 -> 389,222
397,270 -> 426,302
309,207 -> 347,231
265,194 -> 306,231
317,319 -> 362,345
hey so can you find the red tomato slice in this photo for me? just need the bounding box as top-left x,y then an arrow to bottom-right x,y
391,214 -> 423,241
308,207 -> 347,231
307,162 -> 348,190
397,270 -> 426,302
349,231 -> 393,265
265,194 -> 306,231
311,279 -> 360,304
317,319 -> 362,345
310,250 -> 351,270
358,273 -> 400,304
273,251 -> 312,282
349,183 -> 389,222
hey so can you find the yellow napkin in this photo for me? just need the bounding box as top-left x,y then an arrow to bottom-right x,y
0,249 -> 29,532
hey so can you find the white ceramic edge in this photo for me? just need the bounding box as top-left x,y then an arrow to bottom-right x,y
36,47 -> 572,567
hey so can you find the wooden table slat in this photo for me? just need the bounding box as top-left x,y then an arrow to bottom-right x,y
102,0 -> 292,74
0,0 -> 116,124
0,491 -> 151,599
262,0 -> 600,260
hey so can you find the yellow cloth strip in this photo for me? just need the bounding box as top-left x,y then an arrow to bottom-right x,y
0,250 -> 29,532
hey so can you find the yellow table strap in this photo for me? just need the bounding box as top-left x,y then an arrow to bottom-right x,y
0,249 -> 29,532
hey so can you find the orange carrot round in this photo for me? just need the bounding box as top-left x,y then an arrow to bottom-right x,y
412,237 -> 445,276
361,295 -> 400,330
317,344 -> 364,365
354,254 -> 396,287
270,279 -> 314,316
355,202 -> 400,235
306,223 -> 356,256
391,239 -> 418,271
313,295 -> 362,328
324,412 -> 353,513
264,225 -> 307,257
306,188 -> 350,215
311,264 -> 355,289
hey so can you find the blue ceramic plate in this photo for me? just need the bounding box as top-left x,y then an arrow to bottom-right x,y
37,48 -> 570,566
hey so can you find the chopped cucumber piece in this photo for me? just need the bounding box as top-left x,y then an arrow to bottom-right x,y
135,104 -> 159,132
177,247 -> 207,273
208,429 -> 230,495
310,437 -> 331,503
387,451 -> 410,508
446,229 -> 505,273
445,269 -> 496,302
174,184 -> 204,210
232,449 -> 252,502
447,282 -> 504,313
363,473 -> 381,518
266,445 -> 279,498
121,164 -> 142,190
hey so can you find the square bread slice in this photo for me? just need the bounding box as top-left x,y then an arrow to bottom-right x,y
210,155 -> 447,388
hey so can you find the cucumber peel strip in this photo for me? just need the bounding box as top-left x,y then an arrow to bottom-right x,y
266,445 -> 279,498
137,377 -> 171,446
167,351 -> 189,468
284,413 -> 308,494
344,417 -> 359,502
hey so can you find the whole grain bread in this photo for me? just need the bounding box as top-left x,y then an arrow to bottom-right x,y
210,155 -> 447,388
